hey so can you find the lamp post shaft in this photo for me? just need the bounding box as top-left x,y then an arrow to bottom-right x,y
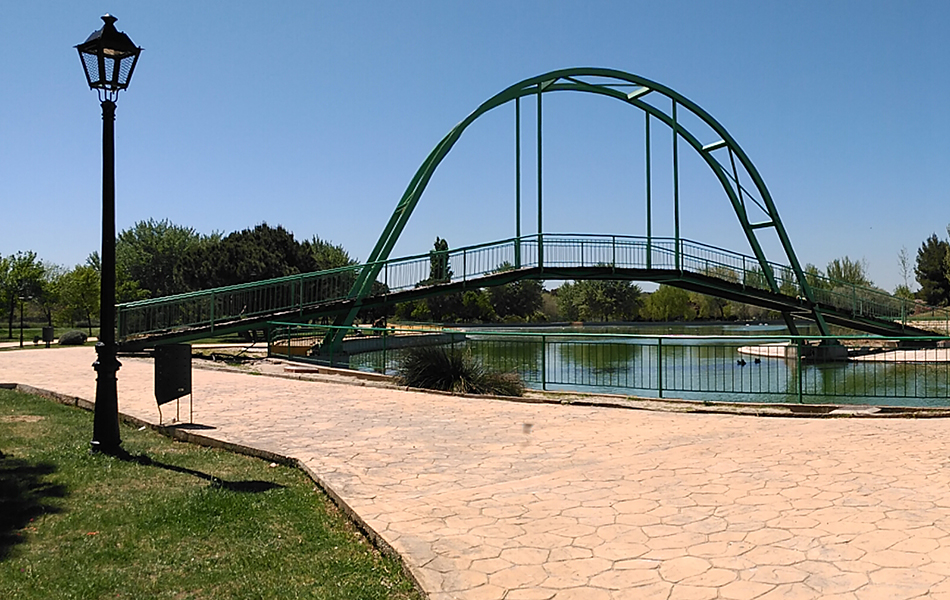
92,98 -> 121,452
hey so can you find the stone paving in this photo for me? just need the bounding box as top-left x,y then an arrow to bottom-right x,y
3,346 -> 950,599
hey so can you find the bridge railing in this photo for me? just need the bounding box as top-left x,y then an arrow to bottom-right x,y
117,266 -> 363,339
117,233 -> 948,341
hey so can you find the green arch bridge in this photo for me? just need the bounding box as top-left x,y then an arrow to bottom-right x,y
116,68 -> 942,351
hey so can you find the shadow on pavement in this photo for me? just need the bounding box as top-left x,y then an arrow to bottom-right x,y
165,423 -> 216,430
0,452 -> 66,560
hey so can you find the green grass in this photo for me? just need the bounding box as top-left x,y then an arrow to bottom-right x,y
0,389 -> 422,600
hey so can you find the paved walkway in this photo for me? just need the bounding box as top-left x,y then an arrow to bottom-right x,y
3,347 -> 950,599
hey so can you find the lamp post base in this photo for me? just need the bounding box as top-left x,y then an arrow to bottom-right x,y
91,341 -> 122,453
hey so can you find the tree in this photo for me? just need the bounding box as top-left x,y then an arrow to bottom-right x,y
553,279 -> 642,322
487,262 -> 543,321
59,263 -> 100,336
691,292 -> 729,320
35,262 -> 66,327
555,282 -> 580,321
803,263 -> 827,291
178,223 -> 319,290
894,284 -> 914,301
308,235 -> 356,271
826,256 -> 872,287
3,251 -> 44,338
579,280 -> 641,321
425,237 -> 452,284
898,246 -> 912,290
915,234 -> 950,305
642,285 -> 694,322
115,218 -> 202,298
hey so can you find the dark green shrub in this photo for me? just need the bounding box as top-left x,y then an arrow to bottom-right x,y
58,330 -> 88,345
396,345 -> 524,397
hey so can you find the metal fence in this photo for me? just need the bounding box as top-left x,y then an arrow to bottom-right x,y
268,323 -> 950,407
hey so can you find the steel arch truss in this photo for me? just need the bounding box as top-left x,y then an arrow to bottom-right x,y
339,68 -> 829,335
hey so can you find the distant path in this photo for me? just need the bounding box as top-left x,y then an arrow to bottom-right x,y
4,347 -> 950,599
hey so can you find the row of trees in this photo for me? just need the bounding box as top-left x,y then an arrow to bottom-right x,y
111,219 -> 356,302
0,220 -> 356,337
0,251 -> 100,337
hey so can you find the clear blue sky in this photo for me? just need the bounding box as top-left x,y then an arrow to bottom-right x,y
3,1 -> 948,293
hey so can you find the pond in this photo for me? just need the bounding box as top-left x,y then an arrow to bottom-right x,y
349,322 -> 950,407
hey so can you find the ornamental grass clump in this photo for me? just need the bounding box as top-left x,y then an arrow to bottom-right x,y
58,330 -> 87,345
397,345 -> 524,397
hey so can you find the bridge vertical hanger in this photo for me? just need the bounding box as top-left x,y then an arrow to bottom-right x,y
673,100 -> 680,271
646,113 -> 652,269
537,82 -> 544,270
515,97 -> 522,268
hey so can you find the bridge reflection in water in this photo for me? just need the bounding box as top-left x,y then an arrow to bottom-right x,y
269,323 -> 950,408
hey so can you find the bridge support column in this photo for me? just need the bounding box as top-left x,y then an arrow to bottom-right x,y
796,340 -> 847,363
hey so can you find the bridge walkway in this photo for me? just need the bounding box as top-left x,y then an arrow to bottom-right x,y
117,234 -> 940,350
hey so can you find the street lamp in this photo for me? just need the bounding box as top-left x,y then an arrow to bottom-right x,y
76,14 -> 142,453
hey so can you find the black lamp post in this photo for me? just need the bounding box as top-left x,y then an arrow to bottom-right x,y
76,15 -> 142,453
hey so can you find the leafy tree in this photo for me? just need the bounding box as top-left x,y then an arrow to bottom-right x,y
894,284 -> 915,301
3,251 -> 44,338
826,256 -> 872,287
456,290 -> 497,323
642,285 -> 694,322
803,263 -> 827,290
915,234 -> 950,305
59,264 -> 100,336
553,279 -> 641,322
691,292 -> 729,320
35,262 -> 66,327
695,265 -> 739,319
729,301 -> 770,322
115,219 -> 202,298
308,235 -> 356,271
555,282 -> 580,321
580,280 -> 641,321
742,266 -> 769,291
178,223 -> 318,290
775,265 -> 800,297
488,262 -> 543,321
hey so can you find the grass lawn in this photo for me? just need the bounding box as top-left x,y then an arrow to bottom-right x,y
0,389 -> 422,600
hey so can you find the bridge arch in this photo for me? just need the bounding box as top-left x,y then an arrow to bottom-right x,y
343,68 -> 828,334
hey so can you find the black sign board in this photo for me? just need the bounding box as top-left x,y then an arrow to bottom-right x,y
154,344 -> 192,406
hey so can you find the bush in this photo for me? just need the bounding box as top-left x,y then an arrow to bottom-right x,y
58,330 -> 88,345
396,345 -> 524,397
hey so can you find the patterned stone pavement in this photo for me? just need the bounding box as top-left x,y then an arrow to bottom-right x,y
3,346 -> 950,599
